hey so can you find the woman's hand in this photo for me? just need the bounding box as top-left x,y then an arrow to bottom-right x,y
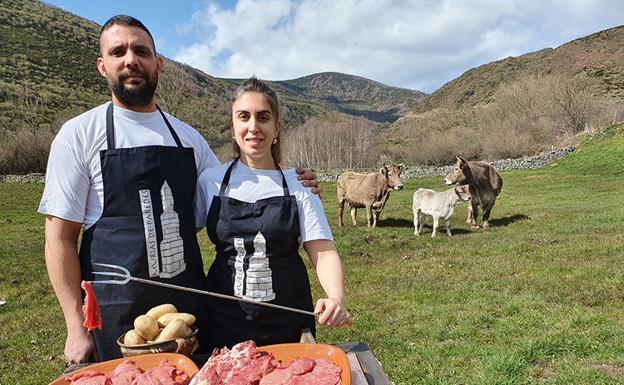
315,297 -> 349,327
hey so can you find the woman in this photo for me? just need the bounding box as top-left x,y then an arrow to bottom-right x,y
195,77 -> 348,350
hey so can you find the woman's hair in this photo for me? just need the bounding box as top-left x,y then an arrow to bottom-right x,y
231,76 -> 282,163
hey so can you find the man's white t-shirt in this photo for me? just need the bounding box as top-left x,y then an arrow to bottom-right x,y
194,160 -> 333,244
38,102 -> 220,229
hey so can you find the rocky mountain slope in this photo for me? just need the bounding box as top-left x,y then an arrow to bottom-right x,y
413,25 -> 624,112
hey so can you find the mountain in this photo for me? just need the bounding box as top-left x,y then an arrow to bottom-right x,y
413,25 -> 624,112
0,0 -> 423,138
5,0 -> 622,172
275,72 -> 426,123
0,0 -> 107,123
383,24 -> 624,166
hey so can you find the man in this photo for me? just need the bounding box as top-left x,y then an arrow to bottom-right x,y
39,15 -> 318,363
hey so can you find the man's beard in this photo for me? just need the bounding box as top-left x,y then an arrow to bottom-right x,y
109,69 -> 158,107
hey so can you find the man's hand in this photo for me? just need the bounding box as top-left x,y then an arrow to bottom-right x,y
65,327 -> 96,363
296,167 -> 322,196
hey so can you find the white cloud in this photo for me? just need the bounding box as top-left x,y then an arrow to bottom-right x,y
173,0 -> 624,92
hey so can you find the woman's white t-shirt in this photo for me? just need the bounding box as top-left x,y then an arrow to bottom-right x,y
194,160 -> 333,243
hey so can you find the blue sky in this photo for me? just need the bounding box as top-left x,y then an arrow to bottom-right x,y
43,0 -> 224,57
44,0 -> 624,93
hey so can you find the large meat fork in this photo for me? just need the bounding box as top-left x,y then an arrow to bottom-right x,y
91,262 -> 318,317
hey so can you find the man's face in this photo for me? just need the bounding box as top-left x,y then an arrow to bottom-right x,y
97,25 -> 163,109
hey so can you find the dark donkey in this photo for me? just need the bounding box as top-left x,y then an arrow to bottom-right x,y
444,156 -> 503,228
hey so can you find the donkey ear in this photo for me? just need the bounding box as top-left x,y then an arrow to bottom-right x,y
397,163 -> 404,169
457,156 -> 467,167
380,167 -> 387,175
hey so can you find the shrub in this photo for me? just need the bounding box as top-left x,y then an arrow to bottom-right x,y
282,115 -> 382,170
0,127 -> 54,174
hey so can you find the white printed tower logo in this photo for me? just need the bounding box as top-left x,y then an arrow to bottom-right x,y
158,181 -> 186,278
233,232 -> 275,302
233,238 -> 246,297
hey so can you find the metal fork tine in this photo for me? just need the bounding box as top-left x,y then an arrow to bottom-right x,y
91,262 -> 131,285
93,262 -> 130,274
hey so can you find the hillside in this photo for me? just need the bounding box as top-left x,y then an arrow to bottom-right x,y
277,72 -> 426,123
0,0 -> 423,136
0,0 -> 107,125
5,0 -> 622,174
550,123 -> 624,176
414,25 -> 624,112
385,25 -> 624,166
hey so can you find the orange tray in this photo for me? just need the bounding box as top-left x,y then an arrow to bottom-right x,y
260,343 -> 351,385
48,353 -> 199,385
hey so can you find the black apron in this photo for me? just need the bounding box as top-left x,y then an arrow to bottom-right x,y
78,103 -> 205,361
205,159 -> 315,350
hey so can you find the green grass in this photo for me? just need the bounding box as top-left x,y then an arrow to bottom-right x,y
2,126 -> 624,384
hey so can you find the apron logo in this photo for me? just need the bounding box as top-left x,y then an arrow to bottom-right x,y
233,238 -> 246,297
233,232 -> 275,302
139,181 -> 187,279
139,189 -> 160,277
158,181 -> 186,278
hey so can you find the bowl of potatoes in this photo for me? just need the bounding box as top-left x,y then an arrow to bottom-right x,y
117,304 -> 199,357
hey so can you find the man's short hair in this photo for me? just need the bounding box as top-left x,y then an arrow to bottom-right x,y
100,15 -> 156,52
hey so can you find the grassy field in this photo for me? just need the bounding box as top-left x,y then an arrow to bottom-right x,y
1,125 -> 623,384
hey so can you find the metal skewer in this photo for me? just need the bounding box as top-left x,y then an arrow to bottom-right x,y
91,262 -> 316,317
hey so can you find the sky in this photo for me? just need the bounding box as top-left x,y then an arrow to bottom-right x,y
44,0 -> 624,93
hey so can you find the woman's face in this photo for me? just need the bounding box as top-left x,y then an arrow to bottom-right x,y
231,91 -> 281,169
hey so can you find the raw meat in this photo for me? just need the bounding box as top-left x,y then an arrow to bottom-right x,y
189,341 -> 279,385
81,280 -> 102,331
191,341 -> 342,385
132,359 -> 191,385
110,360 -> 143,385
289,359 -> 341,385
65,370 -> 111,385
258,358 -> 341,385
65,359 -> 189,385
289,359 -> 315,375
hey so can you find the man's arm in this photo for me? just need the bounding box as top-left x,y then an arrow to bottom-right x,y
44,215 -> 96,363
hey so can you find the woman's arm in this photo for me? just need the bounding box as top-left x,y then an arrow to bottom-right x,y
304,239 -> 349,327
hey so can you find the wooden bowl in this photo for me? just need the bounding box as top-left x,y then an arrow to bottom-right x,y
260,343 -> 351,385
117,325 -> 198,357
47,353 -> 198,385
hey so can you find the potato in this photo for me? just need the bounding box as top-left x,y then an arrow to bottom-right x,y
134,315 -> 159,340
146,304 -> 177,320
123,329 -> 146,345
157,312 -> 196,327
154,318 -> 187,342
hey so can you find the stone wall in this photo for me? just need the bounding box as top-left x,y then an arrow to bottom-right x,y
1,147 -> 575,183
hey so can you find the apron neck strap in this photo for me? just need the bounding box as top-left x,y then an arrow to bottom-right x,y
219,158 -> 290,197
105,103 -> 116,153
156,105 -> 184,148
105,103 -> 184,150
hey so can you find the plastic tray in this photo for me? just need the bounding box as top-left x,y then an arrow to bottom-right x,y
260,343 -> 351,385
48,353 -> 199,385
